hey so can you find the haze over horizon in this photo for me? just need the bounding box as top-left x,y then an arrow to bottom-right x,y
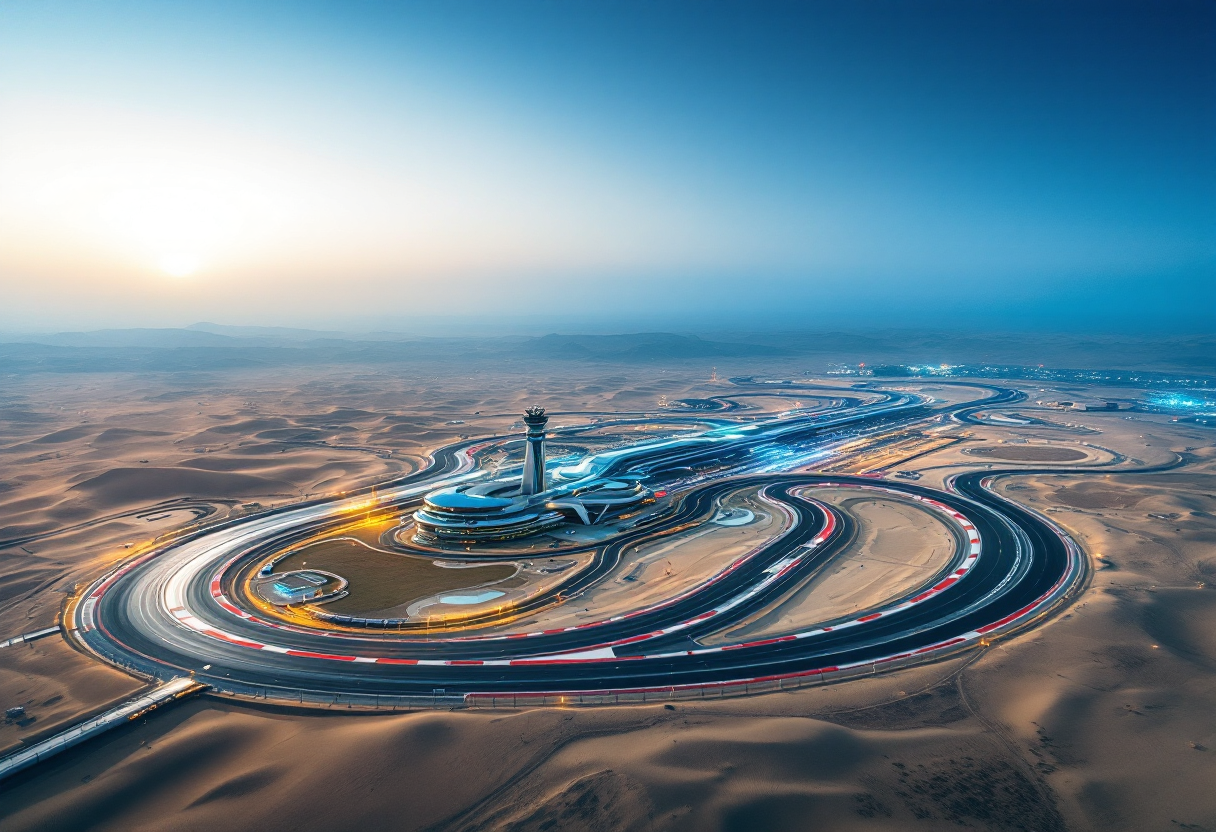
1,1 -> 1213,334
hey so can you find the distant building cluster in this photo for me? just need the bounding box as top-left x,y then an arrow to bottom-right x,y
821,364 -> 1215,389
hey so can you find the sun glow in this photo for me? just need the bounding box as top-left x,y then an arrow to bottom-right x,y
0,102 -> 318,283
103,185 -> 229,278
0,95 -> 712,300
159,254 -> 201,278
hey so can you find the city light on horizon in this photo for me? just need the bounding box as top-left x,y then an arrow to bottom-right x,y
2,6 -> 1214,826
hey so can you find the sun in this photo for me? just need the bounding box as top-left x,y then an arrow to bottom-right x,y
159,254 -> 200,278
101,187 -> 221,279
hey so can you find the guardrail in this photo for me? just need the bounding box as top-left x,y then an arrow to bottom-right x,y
189,650 -> 979,712
65,434 -> 1088,716
74,488 -> 1084,715
202,573 -> 1081,713
71,545 -> 1082,715
204,682 -> 466,711
462,507 -> 1086,709
0,677 -> 203,782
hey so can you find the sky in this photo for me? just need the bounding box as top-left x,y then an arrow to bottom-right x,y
0,0 -> 1213,334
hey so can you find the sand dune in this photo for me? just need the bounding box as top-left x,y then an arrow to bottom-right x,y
91,428 -> 173,445
3,367 -> 1216,830
29,426 -> 99,445
70,467 -> 298,509
0,691 -> 1058,832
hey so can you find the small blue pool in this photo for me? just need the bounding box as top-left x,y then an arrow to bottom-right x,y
439,590 -> 505,605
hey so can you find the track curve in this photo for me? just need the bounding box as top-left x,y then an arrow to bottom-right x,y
70,390 -> 1090,705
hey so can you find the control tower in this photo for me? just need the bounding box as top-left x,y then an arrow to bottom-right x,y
520,406 -> 548,495
413,402 -> 652,543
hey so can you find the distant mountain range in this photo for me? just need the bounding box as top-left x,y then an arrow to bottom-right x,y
0,326 -> 1211,374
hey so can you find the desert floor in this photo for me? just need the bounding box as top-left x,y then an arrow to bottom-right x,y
1,366 -> 1214,832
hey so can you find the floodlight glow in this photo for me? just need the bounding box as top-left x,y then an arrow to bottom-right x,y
1146,392 -> 1215,412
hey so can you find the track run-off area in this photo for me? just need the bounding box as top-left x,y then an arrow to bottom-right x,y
68,386 -> 1094,707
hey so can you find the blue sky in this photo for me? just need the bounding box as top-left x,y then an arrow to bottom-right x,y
0,1 -> 1212,332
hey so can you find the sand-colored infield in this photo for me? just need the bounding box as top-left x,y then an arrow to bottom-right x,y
1049,481 -> 1148,509
277,539 -> 515,615
967,445 -> 1087,462
704,487 -> 959,643
465,486 -> 792,633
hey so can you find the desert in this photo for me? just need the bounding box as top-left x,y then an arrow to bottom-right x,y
3,2 -> 1213,828
1,336 -> 1214,832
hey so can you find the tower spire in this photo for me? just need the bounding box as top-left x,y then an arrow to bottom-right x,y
520,406 -> 548,495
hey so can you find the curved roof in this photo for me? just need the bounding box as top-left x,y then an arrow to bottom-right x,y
424,489 -> 515,512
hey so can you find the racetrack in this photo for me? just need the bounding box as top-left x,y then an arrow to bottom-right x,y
69,386 -> 1090,706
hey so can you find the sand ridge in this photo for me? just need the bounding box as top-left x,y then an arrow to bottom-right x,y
0,677 -> 1068,832
3,371 -> 1216,830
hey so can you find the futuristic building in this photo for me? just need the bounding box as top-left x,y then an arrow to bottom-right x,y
520,406 -> 548,495
413,407 -> 653,543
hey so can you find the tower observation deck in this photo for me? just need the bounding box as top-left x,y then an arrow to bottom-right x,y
520,406 -> 548,495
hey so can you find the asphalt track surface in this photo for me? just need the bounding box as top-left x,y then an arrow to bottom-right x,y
71,387 -> 1091,702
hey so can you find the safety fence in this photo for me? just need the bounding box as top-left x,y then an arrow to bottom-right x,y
206,683 -> 467,711
66,492 -> 1086,715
